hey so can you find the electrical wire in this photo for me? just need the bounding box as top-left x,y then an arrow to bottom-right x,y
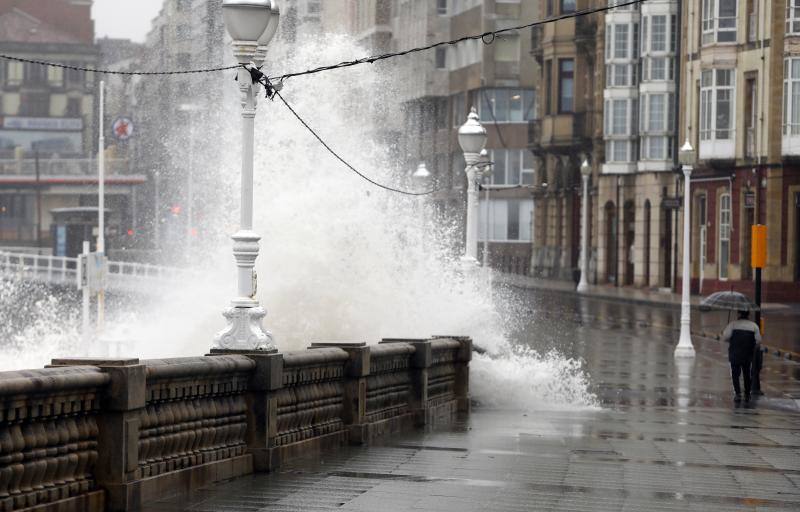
0,0 -> 646,79
273,90 -> 441,196
268,0 -> 646,83
0,53 -> 239,75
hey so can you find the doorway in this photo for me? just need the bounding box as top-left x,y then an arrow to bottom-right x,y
624,201 -> 635,286
662,203 -> 672,288
606,202 -> 617,284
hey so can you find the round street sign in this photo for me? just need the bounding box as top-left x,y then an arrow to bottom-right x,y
112,117 -> 134,140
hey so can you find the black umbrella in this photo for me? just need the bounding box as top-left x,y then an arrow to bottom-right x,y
699,291 -> 760,312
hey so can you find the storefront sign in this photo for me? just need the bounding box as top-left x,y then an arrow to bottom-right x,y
1,116 -> 83,131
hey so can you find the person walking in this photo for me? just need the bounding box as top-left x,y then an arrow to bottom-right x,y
721,309 -> 762,403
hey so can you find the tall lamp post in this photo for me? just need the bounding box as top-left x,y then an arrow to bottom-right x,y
479,149 -> 492,268
577,157 -> 591,293
457,108 -> 487,270
214,0 -> 280,351
675,140 -> 696,358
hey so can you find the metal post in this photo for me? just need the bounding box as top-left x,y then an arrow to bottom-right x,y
35,148 -> 42,251
97,80 -> 106,338
675,165 -> 695,357
577,173 -> 590,293
81,240 -> 90,348
462,162 -> 480,266
482,185 -> 490,268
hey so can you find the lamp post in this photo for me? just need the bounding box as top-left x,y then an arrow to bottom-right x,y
479,149 -> 492,268
577,157 -> 591,293
457,108 -> 488,270
214,0 -> 279,351
675,140 -> 696,358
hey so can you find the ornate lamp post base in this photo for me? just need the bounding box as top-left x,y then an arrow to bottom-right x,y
214,305 -> 275,351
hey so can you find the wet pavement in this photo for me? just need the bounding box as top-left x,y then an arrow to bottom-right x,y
144,289 -> 800,511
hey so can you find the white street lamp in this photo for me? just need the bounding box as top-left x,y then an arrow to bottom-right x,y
457,107 -> 487,270
214,0 -> 279,352
675,140 -> 696,358
577,157 -> 591,293
412,162 -> 430,184
479,149 -> 492,268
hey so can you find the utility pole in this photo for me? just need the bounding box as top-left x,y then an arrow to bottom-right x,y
97,80 -> 106,341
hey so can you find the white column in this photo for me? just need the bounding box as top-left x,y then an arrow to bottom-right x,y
461,157 -> 480,268
675,165 -> 695,357
97,80 -> 106,338
213,43 -> 273,351
577,173 -> 590,293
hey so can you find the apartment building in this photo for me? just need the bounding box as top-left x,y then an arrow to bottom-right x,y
597,0 -> 680,289
0,0 -> 143,252
675,0 -> 798,302
326,0 -> 538,274
529,0 -> 603,280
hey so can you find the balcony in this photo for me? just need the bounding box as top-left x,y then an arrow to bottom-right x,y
699,138 -> 735,161
0,158 -> 144,184
528,113 -> 588,153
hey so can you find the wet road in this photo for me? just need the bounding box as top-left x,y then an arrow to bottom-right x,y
145,290 -> 800,511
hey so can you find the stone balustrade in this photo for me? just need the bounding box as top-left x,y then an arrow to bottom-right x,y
0,337 -> 471,511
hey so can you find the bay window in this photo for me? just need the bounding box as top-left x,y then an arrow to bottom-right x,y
559,59 -> 574,112
788,0 -> 800,35
604,99 -> 637,163
700,69 -> 734,142
784,59 -> 800,136
702,0 -> 737,45
605,22 -> 638,87
640,93 -> 674,160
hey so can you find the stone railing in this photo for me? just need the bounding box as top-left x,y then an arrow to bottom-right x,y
0,366 -> 109,512
1,337 -> 471,511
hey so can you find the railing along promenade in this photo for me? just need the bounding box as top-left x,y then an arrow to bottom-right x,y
0,251 -> 195,293
0,338 -> 471,511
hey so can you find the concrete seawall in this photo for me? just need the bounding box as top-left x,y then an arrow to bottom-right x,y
0,337 -> 471,511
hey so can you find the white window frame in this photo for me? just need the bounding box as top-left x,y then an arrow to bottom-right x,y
639,93 -> 674,161
479,88 -> 536,123
605,22 -> 638,88
719,192 -> 731,280
700,69 -> 735,142
788,0 -> 800,35
702,0 -> 737,45
784,58 -> 800,136
604,98 -> 636,163
489,149 -> 533,186
479,198 -> 534,243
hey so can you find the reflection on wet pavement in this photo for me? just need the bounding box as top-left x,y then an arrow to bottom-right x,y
144,289 -> 800,511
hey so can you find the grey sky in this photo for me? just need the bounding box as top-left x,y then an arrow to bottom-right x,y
93,0 -> 164,42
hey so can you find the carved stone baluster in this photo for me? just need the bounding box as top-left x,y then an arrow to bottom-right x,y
18,422 -> 35,496
41,420 -> 59,492
0,425 -> 14,499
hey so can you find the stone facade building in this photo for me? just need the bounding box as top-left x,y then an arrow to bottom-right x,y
529,0 -> 604,281
679,0 -> 799,302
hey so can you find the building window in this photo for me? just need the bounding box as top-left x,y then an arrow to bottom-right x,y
24,62 -> 47,84
558,59 -> 574,113
19,92 -> 49,117
640,93 -> 674,160
604,99 -> 635,162
560,0 -> 576,14
435,47 -> 447,69
606,23 -> 637,87
719,193 -> 731,280
614,24 -> 629,59
66,97 -> 82,117
437,0 -> 447,15
47,67 -> 63,87
479,199 -> 534,242
479,89 -> 535,123
5,61 -> 23,87
702,0 -> 737,45
784,59 -> 800,136
700,69 -> 734,141
788,0 -> 800,34
65,67 -> 85,86
651,15 -> 667,51
489,149 -> 534,185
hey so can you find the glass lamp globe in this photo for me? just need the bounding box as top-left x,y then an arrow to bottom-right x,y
222,0 -> 272,42
458,108 -> 488,155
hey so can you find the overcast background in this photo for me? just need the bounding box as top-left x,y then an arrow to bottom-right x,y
93,0 -> 164,42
